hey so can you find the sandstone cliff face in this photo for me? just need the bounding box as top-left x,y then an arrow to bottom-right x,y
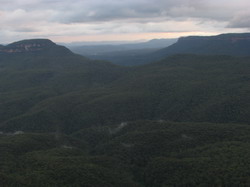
0,39 -> 55,53
155,33 -> 250,58
0,44 -> 43,53
0,39 -> 73,56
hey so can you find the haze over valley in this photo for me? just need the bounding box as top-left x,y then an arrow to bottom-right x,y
1,0 -> 250,186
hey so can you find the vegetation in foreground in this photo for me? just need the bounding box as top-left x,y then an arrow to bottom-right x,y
0,38 -> 250,186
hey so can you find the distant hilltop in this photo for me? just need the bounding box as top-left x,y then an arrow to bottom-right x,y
155,33 -> 250,58
179,33 -> 250,42
0,39 -> 72,55
0,39 -> 55,53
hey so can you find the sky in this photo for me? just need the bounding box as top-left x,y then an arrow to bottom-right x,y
0,0 -> 250,44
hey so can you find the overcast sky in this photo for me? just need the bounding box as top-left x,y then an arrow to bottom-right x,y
1,0 -> 250,43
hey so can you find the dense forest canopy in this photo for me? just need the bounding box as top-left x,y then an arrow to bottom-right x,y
0,35 -> 250,186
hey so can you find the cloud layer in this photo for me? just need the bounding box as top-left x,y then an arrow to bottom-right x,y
0,0 -> 250,43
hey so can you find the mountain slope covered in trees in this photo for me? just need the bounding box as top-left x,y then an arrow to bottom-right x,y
155,33 -> 250,58
1,52 -> 249,133
0,38 -> 250,186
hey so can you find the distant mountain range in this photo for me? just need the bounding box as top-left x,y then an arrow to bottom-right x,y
66,38 -> 177,66
73,33 -> 250,66
68,38 -> 177,56
1,33 -> 250,66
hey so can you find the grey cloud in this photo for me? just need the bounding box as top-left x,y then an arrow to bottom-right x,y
0,0 -> 250,43
1,0 -> 194,23
44,0 -> 250,27
52,1 -> 172,23
228,13 -> 250,28
2,0 -> 250,25
14,27 -> 39,33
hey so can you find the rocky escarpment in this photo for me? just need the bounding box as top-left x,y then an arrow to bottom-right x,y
0,39 -> 73,55
155,33 -> 250,58
178,33 -> 250,43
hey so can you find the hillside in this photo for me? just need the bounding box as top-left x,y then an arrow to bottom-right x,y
0,39 -> 127,132
86,48 -> 159,66
155,33 -> 250,58
0,38 -> 250,186
1,52 -> 249,133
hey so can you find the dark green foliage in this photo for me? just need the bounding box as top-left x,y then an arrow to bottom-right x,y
1,38 -> 250,186
2,121 -> 250,186
1,53 -> 250,133
0,133 -> 140,186
0,43 -> 126,132
86,48 -> 160,66
87,121 -> 250,186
